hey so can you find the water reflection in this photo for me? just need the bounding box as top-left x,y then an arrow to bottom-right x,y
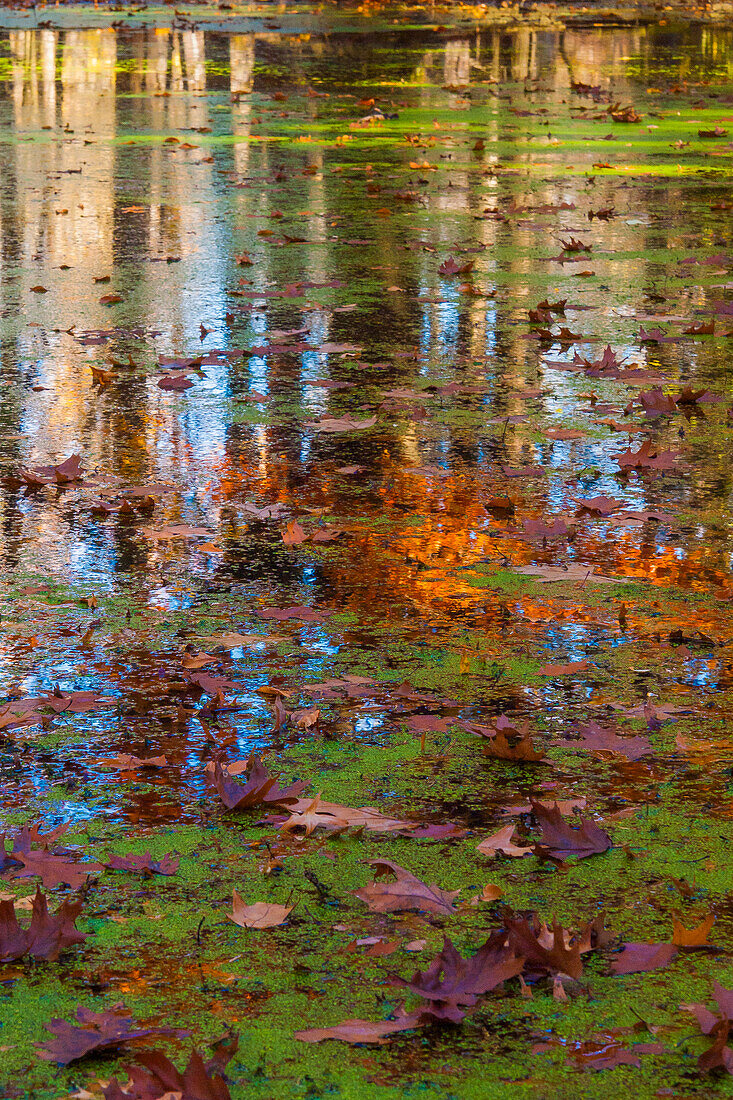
0,22 -> 731,639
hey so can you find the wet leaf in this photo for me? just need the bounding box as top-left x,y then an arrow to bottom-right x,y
610,943 -> 677,975
228,891 -> 293,929
0,887 -> 86,962
36,1006 -> 187,1066
353,859 -> 460,915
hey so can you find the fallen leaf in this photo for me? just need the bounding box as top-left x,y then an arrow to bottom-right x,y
610,942 -> 677,975
0,888 -> 86,962
228,891 -> 293,929
36,1006 -> 187,1066
353,859 -> 460,915
477,824 -> 532,859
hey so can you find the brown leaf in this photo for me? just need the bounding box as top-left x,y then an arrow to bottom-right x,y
103,1033 -> 239,1099
279,795 -> 410,836
228,891 -> 293,929
307,415 -> 377,433
539,660 -> 589,676
504,914 -> 583,980
560,720 -> 652,761
476,824 -> 532,859
610,942 -> 677,975
95,755 -> 167,770
672,914 -> 714,946
10,850 -> 103,890
390,934 -> 523,1022
282,520 -> 308,545
295,1009 -> 420,1045
104,852 -> 179,876
463,716 -> 544,762
353,859 -> 460,915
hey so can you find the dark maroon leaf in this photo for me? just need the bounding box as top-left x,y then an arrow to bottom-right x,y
0,887 -> 87,962
213,757 -> 308,811
36,1005 -> 188,1065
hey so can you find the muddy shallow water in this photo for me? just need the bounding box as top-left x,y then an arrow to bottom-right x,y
1,13 -> 733,1099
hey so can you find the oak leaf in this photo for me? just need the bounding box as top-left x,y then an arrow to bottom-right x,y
105,852 -> 179,876
0,887 -> 87,961
104,1033 -> 238,1099
390,934 -> 523,1022
213,757 -> 308,811
477,824 -> 532,859
36,1005 -> 188,1065
353,859 -> 459,915
531,799 -> 611,861
610,942 -> 677,974
295,1009 -> 420,1045
228,891 -> 293,929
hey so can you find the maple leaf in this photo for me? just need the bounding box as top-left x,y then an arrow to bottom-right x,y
0,887 -> 86,962
104,852 -> 179,876
228,891 -> 293,929
212,757 -> 308,811
295,1009 -> 421,1045
503,914 -> 584,981
390,935 -> 523,1023
353,859 -> 459,915
610,942 -> 677,975
36,1005 -> 188,1065
104,1033 -> 238,1099
531,799 -> 611,861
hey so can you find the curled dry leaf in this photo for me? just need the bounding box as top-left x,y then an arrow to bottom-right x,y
228,890 -> 293,929
278,794 -> 411,836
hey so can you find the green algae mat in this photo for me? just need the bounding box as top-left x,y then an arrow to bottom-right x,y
1,10 -> 733,1099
